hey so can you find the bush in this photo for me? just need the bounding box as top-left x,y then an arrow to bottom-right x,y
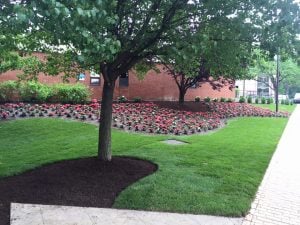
132,97 -> 142,103
239,96 -> 245,103
226,98 -> 233,103
220,97 -> 226,102
290,100 -> 294,105
204,97 -> 211,102
194,96 -> 200,102
280,99 -> 285,104
269,98 -> 274,104
247,96 -> 252,104
117,95 -> 127,103
50,83 -> 90,104
255,98 -> 259,104
0,81 -> 18,102
261,97 -> 266,104
284,99 -> 290,105
212,98 -> 218,102
266,98 -> 271,104
19,81 -> 52,103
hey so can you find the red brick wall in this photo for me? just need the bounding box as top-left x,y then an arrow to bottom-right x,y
0,63 -> 234,101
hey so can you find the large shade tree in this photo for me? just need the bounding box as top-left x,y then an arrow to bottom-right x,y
159,15 -> 256,104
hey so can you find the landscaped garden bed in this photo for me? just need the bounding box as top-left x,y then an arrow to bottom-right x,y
0,101 -> 289,135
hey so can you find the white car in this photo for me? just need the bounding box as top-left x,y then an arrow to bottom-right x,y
294,93 -> 300,104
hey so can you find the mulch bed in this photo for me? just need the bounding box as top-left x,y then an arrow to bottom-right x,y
0,157 -> 157,225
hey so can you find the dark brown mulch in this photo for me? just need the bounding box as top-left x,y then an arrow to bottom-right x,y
0,157 -> 157,225
153,101 -> 209,112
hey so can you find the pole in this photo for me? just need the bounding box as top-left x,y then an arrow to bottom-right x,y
275,50 -> 280,113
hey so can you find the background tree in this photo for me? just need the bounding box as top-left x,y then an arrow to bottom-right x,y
251,52 -> 300,101
255,0 -> 300,111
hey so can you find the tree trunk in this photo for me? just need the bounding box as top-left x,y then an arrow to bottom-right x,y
98,79 -> 116,161
178,88 -> 186,105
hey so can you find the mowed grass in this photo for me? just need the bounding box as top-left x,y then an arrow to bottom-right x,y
0,117 -> 288,216
253,103 -> 296,113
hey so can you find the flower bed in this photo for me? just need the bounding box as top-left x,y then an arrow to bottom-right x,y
0,102 -> 289,135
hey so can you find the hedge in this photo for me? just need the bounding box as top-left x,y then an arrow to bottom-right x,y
0,81 -> 90,104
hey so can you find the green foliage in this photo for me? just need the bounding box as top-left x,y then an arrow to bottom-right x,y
266,98 -> 271,104
255,98 -> 259,104
281,99 -> 285,104
0,81 -> 90,103
247,96 -> 252,104
0,80 -> 18,102
204,97 -> 211,103
220,97 -> 226,102
51,83 -> 90,104
239,96 -> 245,103
194,96 -> 201,102
132,97 -> 142,103
226,98 -> 233,103
261,97 -> 266,104
212,98 -> 218,102
117,96 -> 127,103
284,99 -> 290,105
19,81 -> 51,103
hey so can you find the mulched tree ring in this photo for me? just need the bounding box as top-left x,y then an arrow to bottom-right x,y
0,157 -> 157,225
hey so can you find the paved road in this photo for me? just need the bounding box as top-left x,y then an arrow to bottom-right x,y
243,105 -> 300,225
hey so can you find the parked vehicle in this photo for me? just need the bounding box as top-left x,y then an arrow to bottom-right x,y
293,93 -> 300,103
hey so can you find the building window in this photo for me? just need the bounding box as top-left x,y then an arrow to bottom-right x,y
78,73 -> 86,81
90,68 -> 101,86
119,72 -> 129,87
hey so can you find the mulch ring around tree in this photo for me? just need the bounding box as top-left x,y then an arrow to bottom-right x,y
0,157 -> 157,225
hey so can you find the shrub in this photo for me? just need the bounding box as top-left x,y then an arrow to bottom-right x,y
19,81 -> 52,103
204,97 -> 211,102
133,97 -> 142,103
280,99 -> 285,104
50,83 -> 90,104
266,98 -> 271,104
226,98 -> 233,103
213,98 -> 218,102
261,97 -> 266,104
290,100 -> 294,105
247,96 -> 252,104
284,99 -> 290,105
194,96 -> 200,102
117,95 -> 127,103
255,98 -> 259,104
0,81 -> 18,102
269,98 -> 274,104
239,96 -> 245,103
220,97 -> 226,102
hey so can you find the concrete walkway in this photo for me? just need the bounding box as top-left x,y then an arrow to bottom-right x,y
243,105 -> 300,225
10,106 -> 300,225
11,203 -> 243,225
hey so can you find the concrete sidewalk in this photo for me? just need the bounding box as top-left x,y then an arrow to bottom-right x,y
243,105 -> 300,225
11,203 -> 243,225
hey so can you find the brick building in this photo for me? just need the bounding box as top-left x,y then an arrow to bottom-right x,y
0,54 -> 234,101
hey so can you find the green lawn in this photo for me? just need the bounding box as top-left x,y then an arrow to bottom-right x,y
0,117 -> 288,216
252,103 -> 296,113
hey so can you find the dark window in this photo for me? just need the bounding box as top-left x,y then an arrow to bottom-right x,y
90,77 -> 100,86
119,72 -> 129,87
